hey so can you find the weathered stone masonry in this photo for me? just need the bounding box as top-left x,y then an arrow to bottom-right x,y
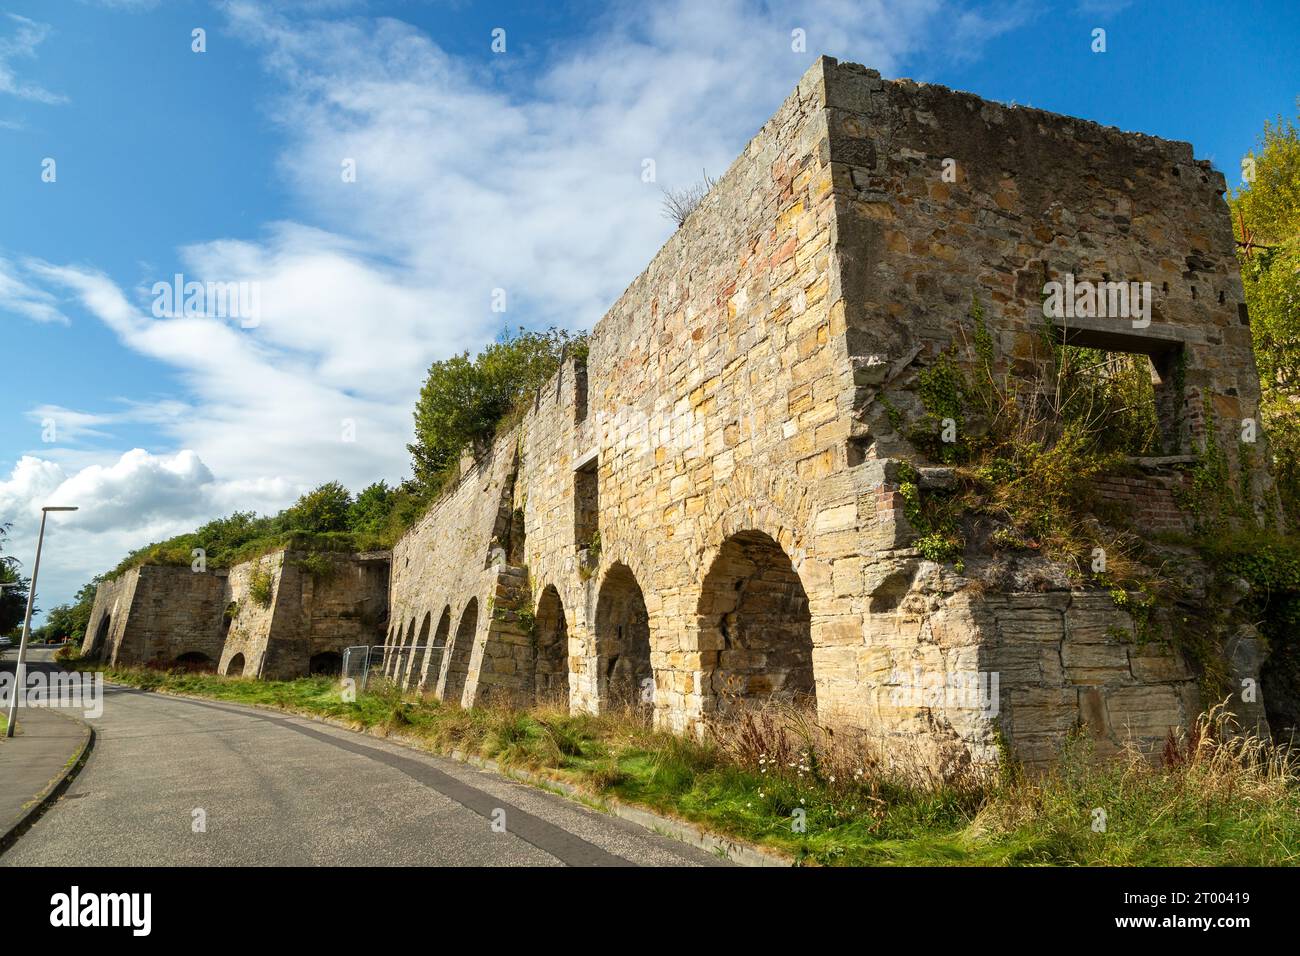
83,551 -> 389,679
385,58 -> 1274,771
89,58 -> 1274,771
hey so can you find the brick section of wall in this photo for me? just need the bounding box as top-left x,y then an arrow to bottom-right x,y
1094,471 -> 1193,535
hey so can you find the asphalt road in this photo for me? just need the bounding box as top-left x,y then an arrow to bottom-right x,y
0,651 -> 727,867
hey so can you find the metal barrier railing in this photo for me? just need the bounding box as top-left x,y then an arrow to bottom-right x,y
341,644 -> 445,692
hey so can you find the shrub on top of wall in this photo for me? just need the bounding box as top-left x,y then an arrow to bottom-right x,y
248,564 -> 274,609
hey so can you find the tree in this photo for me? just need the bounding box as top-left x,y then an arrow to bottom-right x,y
31,578 -> 98,645
0,522 -> 32,635
1230,108 -> 1300,522
348,481 -> 396,535
0,563 -> 31,637
408,327 -> 581,492
277,481 -> 354,534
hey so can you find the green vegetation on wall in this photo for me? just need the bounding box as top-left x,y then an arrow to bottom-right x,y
1230,108 -> 1300,524
408,326 -> 584,496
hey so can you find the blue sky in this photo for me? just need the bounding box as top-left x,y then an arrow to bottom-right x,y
1,0 -> 1297,621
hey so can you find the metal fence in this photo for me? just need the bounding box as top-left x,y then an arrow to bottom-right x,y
341,644 -> 445,692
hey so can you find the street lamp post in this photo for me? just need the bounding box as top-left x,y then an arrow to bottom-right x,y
5,506 -> 78,739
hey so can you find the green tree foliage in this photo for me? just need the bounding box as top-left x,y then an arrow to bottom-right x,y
347,481 -> 398,535
1229,109 -> 1300,521
408,327 -> 583,492
32,578 -> 98,644
0,522 -> 33,635
276,481 -> 353,534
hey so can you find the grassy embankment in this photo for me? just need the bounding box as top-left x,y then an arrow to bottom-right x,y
89,664 -> 1299,866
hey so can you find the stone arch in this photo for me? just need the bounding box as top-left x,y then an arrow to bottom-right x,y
309,651 -> 343,676
89,613 -> 111,659
395,618 -> 412,678
696,530 -> 815,713
401,615 -> 418,688
408,611 -> 432,689
686,477 -> 811,580
594,563 -> 652,713
534,585 -> 570,705
225,652 -> 246,677
175,651 -> 214,672
443,598 -> 478,706
386,622 -> 404,677
421,605 -> 451,691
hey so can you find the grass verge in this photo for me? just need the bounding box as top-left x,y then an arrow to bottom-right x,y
91,666 -> 1300,866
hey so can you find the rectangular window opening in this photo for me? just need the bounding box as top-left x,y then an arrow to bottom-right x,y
1049,329 -> 1185,456
574,458 -> 599,551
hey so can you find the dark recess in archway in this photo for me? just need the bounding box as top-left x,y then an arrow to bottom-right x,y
534,585 -> 570,704
696,530 -> 815,711
594,564 -> 652,712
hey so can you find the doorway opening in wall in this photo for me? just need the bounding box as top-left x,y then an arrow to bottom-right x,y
574,457 -> 599,554
309,651 -> 343,676
1049,327 -> 1186,456
174,651 -> 215,673
594,563 -> 653,715
225,652 -> 245,677
89,613 -> 110,658
697,531 -> 815,714
533,585 -> 570,705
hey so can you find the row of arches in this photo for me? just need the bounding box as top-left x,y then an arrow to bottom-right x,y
218,650 -> 341,678
583,530 -> 814,713
388,530 -> 816,715
383,599 -> 479,702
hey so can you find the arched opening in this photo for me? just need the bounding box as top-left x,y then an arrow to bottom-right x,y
309,651 -> 343,676
220,601 -> 236,642
594,563 -> 652,712
90,614 -> 111,658
443,598 -> 478,706
225,652 -> 246,677
423,606 -> 451,692
534,586 -> 570,705
174,651 -> 215,673
696,530 -> 815,712
387,622 -> 406,678
401,616 -> 418,687
409,612 -> 432,689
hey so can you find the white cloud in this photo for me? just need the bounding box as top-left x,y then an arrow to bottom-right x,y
0,14 -> 67,105
0,257 -> 68,324
0,449 -> 296,620
14,0 -> 1028,617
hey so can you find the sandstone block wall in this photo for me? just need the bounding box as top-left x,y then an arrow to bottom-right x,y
218,550 -> 389,679
82,566 -> 227,667
84,550 -> 389,679
383,57 -> 1279,770
88,57 -> 1274,773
